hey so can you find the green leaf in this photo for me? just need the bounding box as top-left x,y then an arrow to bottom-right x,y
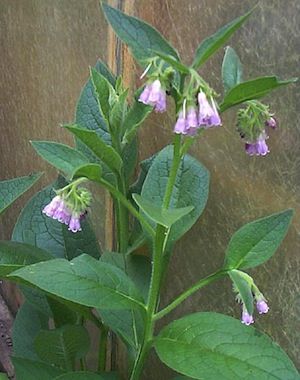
90,68 -> 115,125
31,141 -> 88,178
0,173 -> 42,215
34,325 -> 90,370
155,312 -> 300,380
102,2 -> 179,63
130,153 -> 157,195
65,125 -> 123,174
0,374 -> 8,380
192,8 -> 253,68
12,179 -> 101,260
122,137 -> 138,181
133,193 -> 193,228
99,252 -> 150,351
75,60 -> 113,146
54,373 -> 115,380
72,163 -> 102,183
21,285 -> 52,317
9,254 -> 145,310
122,101 -> 152,145
154,51 -> 190,74
141,146 -> 209,245
109,89 -> 128,132
47,298 -> 78,328
0,241 -> 52,277
12,301 -> 49,360
220,76 -> 298,112
224,209 -> 293,270
222,46 -> 243,92
229,270 -> 253,314
12,357 -> 65,380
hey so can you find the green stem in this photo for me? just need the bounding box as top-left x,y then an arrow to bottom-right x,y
154,270 -> 228,321
98,177 -> 155,239
129,134 -> 183,380
98,325 -> 109,372
116,174 -> 129,253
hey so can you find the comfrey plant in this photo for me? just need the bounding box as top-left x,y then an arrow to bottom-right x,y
0,3 -> 299,380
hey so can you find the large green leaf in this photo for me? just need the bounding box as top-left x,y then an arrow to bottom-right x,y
222,46 -> 243,92
31,141 -> 88,178
155,312 -> 300,380
102,2 -> 179,63
12,357 -> 65,380
34,325 -> 90,370
0,241 -> 52,277
220,76 -> 298,112
12,301 -> 49,360
224,209 -> 293,270
72,163 -> 102,183
65,125 -> 123,174
75,60 -> 114,145
12,180 -> 101,260
133,193 -> 193,228
9,254 -> 145,310
0,173 -> 42,215
122,100 -> 152,145
192,8 -> 253,68
141,146 -> 209,245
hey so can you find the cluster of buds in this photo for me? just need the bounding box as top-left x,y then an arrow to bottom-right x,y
42,179 -> 91,233
237,100 -> 277,156
174,92 -> 222,136
232,271 -> 269,326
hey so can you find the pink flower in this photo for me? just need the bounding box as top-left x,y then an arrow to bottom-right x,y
241,308 -> 254,326
139,79 -> 167,112
42,196 -> 62,218
245,133 -> 269,156
68,213 -> 82,233
174,106 -> 199,136
198,92 -> 221,127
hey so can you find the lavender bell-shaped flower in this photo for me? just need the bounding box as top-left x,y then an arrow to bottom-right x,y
265,116 -> 277,129
68,212 -> 82,233
256,299 -> 269,314
174,111 -> 186,134
198,92 -> 221,128
185,106 -> 198,136
53,201 -> 72,225
42,195 -> 62,218
245,132 -> 269,156
139,79 -> 167,113
241,306 -> 254,326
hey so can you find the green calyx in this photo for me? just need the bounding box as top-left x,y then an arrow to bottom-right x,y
56,178 -> 92,214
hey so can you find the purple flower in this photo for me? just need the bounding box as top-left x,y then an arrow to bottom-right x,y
42,196 -> 62,218
256,300 -> 269,314
245,133 -> 269,156
53,202 -> 72,225
241,309 -> 254,326
265,117 -> 277,129
198,92 -> 222,128
68,213 -> 82,233
139,79 -> 167,112
174,111 -> 186,134
174,106 -> 199,136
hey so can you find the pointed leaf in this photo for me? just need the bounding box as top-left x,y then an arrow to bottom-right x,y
154,51 -> 190,74
155,312 -> 300,380
12,357 -> 65,380
0,173 -> 42,215
9,254 -> 145,310
65,125 -> 122,174
133,193 -> 193,228
102,2 -> 179,62
222,46 -> 243,92
72,163 -> 102,183
34,325 -> 90,370
122,101 -> 152,145
192,8 -> 253,68
220,76 -> 298,112
0,241 -> 52,277
31,141 -> 88,178
141,146 -> 209,246
224,209 -> 293,270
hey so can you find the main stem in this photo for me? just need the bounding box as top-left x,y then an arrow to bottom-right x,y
130,135 -> 182,380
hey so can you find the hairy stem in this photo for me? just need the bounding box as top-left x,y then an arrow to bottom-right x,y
154,270 -> 228,320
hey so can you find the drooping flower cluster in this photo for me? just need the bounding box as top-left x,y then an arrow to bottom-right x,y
174,92 -> 221,136
233,272 -> 269,326
43,180 -> 91,233
237,100 -> 277,156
